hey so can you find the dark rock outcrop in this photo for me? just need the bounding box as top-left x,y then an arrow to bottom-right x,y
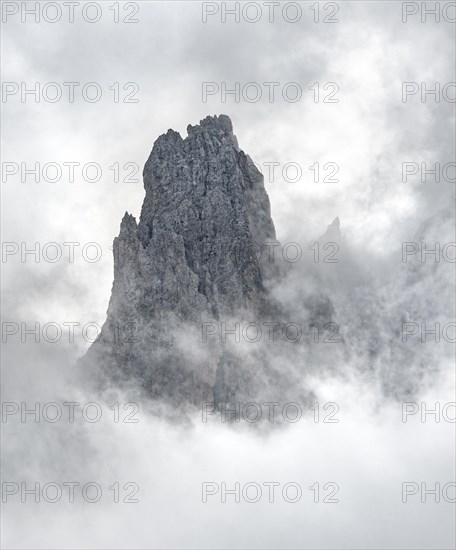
80,114 -> 451,409
82,115 -> 288,406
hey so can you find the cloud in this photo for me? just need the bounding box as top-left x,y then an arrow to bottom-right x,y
2,2 -> 455,548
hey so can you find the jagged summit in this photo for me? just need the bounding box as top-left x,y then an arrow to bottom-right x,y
130,114 -> 276,319
188,113 -> 234,134
152,115 -> 238,151
82,115 -> 280,405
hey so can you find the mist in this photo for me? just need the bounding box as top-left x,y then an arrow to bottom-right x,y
2,1 -> 455,548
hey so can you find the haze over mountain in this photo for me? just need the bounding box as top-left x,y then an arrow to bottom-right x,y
81,115 -> 454,410
82,115 -> 301,407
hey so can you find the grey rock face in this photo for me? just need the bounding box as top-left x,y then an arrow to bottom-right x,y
109,115 -> 276,323
82,115 -> 281,406
80,114 -> 447,408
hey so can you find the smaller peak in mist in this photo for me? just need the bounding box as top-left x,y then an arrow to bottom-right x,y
319,216 -> 343,242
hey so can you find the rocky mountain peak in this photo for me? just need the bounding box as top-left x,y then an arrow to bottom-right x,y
322,216 -> 342,240
82,115 -> 280,405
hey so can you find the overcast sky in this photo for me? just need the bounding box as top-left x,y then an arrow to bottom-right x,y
2,2 -> 455,549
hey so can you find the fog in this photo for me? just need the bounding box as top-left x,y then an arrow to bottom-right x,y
2,1 -> 455,548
